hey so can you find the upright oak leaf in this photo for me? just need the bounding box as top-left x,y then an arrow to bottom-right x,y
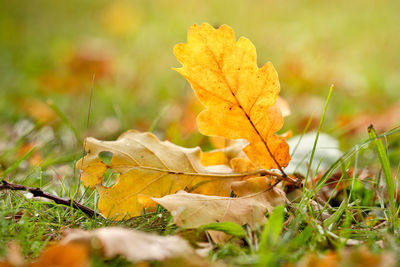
77,130 -> 259,219
174,23 -> 290,170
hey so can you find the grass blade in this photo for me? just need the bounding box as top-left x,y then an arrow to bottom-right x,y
368,125 -> 395,230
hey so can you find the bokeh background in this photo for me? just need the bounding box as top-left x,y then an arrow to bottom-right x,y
1,0 -> 399,171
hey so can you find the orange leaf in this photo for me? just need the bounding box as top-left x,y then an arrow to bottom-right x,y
174,23 -> 290,170
28,244 -> 89,267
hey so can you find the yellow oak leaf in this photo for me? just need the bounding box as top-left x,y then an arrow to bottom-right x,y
77,130 -> 261,219
174,23 -> 290,170
200,139 -> 247,166
230,157 -> 257,173
29,243 -> 89,267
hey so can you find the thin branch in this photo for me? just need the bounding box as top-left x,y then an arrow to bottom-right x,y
0,180 -> 101,218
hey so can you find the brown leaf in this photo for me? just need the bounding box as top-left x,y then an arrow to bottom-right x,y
19,98 -> 57,125
200,139 -> 248,167
153,185 -> 285,229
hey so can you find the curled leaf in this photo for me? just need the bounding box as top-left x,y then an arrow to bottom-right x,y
77,130 -> 258,219
153,185 -> 285,229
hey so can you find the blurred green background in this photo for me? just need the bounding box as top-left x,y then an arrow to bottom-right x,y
0,0 -> 399,157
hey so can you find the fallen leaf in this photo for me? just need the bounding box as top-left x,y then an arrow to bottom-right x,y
0,261 -> 11,267
61,227 -> 205,265
232,177 -> 279,198
230,157 -> 258,173
296,251 -> 338,267
17,142 -> 43,166
341,246 -> 395,267
174,23 -> 290,170
315,169 -> 354,201
209,136 -> 230,149
200,139 -> 248,166
38,41 -> 114,94
19,98 -> 57,125
29,243 -> 89,267
296,247 -> 396,267
77,130 -> 259,219
153,185 -> 285,229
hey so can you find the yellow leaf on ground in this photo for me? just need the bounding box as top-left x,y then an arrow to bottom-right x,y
200,139 -> 247,166
296,247 -> 396,267
77,130 -> 261,219
232,177 -> 281,200
19,98 -> 57,125
230,157 -> 257,173
174,23 -> 290,170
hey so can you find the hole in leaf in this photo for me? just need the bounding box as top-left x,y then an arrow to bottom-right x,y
102,168 -> 120,188
99,151 -> 113,166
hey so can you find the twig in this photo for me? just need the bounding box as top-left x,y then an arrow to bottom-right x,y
0,180 -> 101,218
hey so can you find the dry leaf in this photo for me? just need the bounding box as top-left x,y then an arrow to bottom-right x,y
337,101 -> 400,136
153,186 -> 285,229
17,142 -> 43,166
200,139 -> 248,166
77,130 -> 259,219
296,247 -> 396,267
38,41 -> 114,94
230,157 -> 257,173
174,23 -> 290,170
28,243 -> 89,267
296,251 -> 338,267
4,242 -> 24,267
61,227 -> 204,265
232,177 -> 277,197
19,98 -> 57,125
